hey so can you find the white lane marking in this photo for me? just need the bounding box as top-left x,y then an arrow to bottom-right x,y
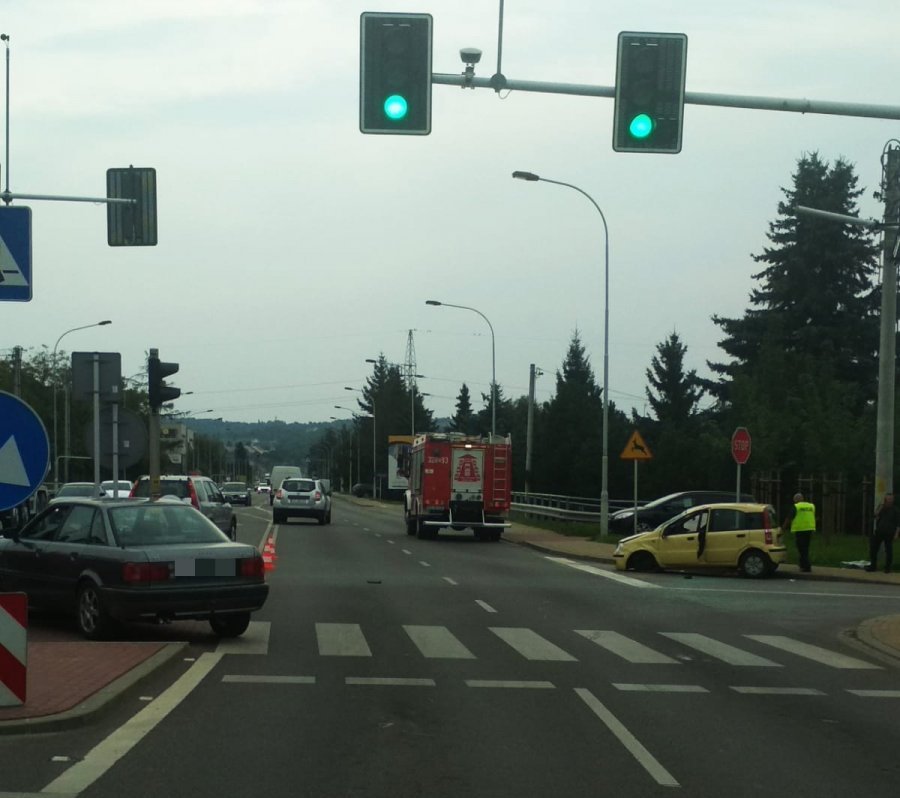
544,556 -> 661,589
419,561 -> 431,568
476,600 -> 498,614
41,653 -> 223,795
576,630 -> 680,664
575,688 -> 679,788
222,675 -> 315,684
466,680 -> 556,689
256,520 -> 275,551
613,684 -> 708,693
443,577 -> 459,586
490,627 -> 577,661
745,635 -> 882,670
215,621 -> 271,655
402,549 -> 412,555
847,689 -> 900,698
387,540 -> 396,545
661,633 -> 780,667
730,686 -> 825,696
404,625 -> 476,660
345,677 -> 435,687
316,623 -> 372,657
374,532 -> 381,537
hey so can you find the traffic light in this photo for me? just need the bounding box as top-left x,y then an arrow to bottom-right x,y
360,12 -> 432,135
613,32 -> 687,154
148,352 -> 180,411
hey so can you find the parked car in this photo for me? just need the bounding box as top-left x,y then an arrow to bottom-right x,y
608,490 -> 756,534
351,482 -> 373,498
272,477 -> 332,525
268,466 -> 303,505
101,480 -> 134,498
0,497 -> 268,639
130,475 -> 237,540
613,502 -> 786,578
221,482 -> 253,506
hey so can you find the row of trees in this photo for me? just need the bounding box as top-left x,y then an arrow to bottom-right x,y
316,153 -> 894,523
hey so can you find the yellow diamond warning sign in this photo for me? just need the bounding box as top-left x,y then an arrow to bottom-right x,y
620,430 -> 653,461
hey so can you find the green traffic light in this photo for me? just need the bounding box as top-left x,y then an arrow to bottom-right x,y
628,113 -> 655,140
383,94 -> 408,121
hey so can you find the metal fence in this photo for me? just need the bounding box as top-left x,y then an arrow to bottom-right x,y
511,492 -> 636,523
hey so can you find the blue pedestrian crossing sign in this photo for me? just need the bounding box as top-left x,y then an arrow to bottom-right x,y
0,206 -> 32,302
0,391 -> 50,511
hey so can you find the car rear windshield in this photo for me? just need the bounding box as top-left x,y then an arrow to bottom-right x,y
283,479 -> 316,493
131,480 -> 191,499
222,483 -> 245,491
58,484 -> 100,497
109,504 -> 226,546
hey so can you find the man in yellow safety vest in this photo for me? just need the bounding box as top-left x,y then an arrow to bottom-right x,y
783,492 -> 816,573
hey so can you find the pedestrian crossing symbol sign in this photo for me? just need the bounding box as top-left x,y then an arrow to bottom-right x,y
620,430 -> 653,461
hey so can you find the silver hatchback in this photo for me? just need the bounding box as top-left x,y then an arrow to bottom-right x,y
272,478 -> 332,525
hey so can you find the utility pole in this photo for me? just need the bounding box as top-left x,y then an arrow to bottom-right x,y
875,143 -> 900,508
525,363 -> 543,494
11,345 -> 21,396
404,329 -> 417,437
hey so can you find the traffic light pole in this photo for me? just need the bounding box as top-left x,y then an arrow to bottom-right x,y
431,73 -> 900,121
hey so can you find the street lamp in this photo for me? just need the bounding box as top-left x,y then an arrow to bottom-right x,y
51,319 -> 112,488
426,299 -> 496,440
513,169 -> 611,538
341,391 -> 377,499
334,406 -> 363,487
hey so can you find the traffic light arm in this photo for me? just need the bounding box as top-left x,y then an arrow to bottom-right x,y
431,73 -> 900,122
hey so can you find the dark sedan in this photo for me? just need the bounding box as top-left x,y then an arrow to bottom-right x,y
0,498 -> 268,640
220,482 -> 253,506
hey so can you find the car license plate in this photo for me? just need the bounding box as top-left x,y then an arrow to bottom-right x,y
291,497 -> 308,504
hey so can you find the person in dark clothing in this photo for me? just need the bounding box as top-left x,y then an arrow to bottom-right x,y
868,493 -> 900,573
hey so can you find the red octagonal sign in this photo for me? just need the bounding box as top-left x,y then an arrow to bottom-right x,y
731,427 -> 751,465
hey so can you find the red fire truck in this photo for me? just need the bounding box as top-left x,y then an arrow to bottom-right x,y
403,432 -> 512,541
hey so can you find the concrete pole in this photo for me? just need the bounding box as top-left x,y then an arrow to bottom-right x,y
525,363 -> 538,493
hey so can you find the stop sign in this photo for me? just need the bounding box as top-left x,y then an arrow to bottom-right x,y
731,427 -> 751,465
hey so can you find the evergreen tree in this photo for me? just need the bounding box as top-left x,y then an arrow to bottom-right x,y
450,383 -> 477,434
645,332 -> 705,423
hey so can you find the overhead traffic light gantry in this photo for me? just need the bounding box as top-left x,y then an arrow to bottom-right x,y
613,32 -> 688,154
360,12 -> 433,135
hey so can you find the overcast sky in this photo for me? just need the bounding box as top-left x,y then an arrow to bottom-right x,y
2,0 -> 898,427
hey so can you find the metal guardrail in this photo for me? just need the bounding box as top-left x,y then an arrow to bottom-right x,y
511,491 -> 637,523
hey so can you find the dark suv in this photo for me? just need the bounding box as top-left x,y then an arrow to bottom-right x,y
130,475 -> 237,540
609,490 -> 756,535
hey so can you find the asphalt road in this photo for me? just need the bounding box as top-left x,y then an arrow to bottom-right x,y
3,495 -> 900,797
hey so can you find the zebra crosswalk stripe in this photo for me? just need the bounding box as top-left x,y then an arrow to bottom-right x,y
490,627 -> 577,661
576,630 -> 680,664
404,625 -> 475,659
315,623 -> 372,657
661,633 -> 781,666
745,635 -> 882,670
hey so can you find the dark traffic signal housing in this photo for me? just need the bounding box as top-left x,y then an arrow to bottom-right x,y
360,12 -> 433,135
613,32 -> 687,154
148,352 -> 180,410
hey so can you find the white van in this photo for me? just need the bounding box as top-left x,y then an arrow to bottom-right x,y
268,465 -> 303,505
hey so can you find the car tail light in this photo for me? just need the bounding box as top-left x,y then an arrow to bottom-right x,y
763,509 -> 774,545
187,479 -> 200,510
240,556 -> 265,580
122,562 -> 173,584
314,491 -> 322,501
276,489 -> 284,499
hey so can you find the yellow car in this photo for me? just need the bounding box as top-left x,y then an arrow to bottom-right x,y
613,502 -> 786,578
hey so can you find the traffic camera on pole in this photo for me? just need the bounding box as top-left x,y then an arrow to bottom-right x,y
148,351 -> 180,411
613,32 -> 687,154
360,12 -> 433,135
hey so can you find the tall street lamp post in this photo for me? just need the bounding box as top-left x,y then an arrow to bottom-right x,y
426,300 -> 496,440
51,320 -> 112,488
343,388 -> 377,499
513,170 -> 611,537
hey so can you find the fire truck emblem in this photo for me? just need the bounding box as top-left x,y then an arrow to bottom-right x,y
454,454 -> 481,482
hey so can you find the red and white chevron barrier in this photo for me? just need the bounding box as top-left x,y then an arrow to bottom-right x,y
0,593 -> 27,707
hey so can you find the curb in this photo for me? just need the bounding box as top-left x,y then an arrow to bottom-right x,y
851,615 -> 900,667
0,641 -> 187,735
505,537 -> 616,565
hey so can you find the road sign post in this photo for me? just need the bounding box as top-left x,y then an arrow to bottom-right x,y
731,427 -> 752,502
621,430 -> 653,535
